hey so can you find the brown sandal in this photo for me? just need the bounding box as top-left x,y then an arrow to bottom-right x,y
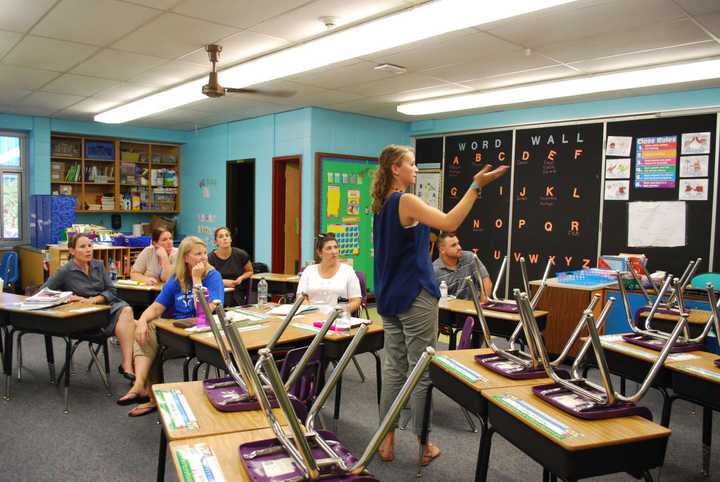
420,443 -> 441,466
128,402 -> 157,417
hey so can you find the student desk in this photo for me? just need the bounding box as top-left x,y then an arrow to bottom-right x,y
485,385 -> 670,482
0,292 -> 110,411
666,352 -> 720,476
168,428 -> 277,482
637,308 -> 711,338
114,282 -> 235,314
154,318 -> 198,382
421,348 -> 553,482
154,381 -> 287,482
438,298 -> 549,349
251,273 -> 300,297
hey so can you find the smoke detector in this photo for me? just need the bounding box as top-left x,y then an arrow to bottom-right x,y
319,16 -> 338,29
374,63 -> 407,75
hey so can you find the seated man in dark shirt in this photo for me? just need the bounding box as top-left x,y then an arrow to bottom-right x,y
432,232 -> 492,301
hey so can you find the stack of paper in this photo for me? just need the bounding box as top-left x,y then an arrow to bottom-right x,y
21,288 -> 73,310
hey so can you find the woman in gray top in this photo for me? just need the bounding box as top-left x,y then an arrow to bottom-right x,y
44,233 -> 136,380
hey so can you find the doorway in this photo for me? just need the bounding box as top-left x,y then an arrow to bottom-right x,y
226,159 -> 255,258
272,155 -> 301,274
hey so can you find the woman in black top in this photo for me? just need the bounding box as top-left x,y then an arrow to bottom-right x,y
208,227 -> 254,305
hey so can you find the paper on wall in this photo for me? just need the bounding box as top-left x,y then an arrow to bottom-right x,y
604,180 -> 629,200
326,185 -> 340,217
628,201 -> 686,247
681,132 -> 711,154
679,179 -> 708,201
679,155 -> 709,177
605,158 -> 630,179
606,136 -> 632,156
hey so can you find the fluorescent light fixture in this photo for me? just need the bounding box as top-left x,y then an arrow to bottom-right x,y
95,0 -> 577,123
397,58 -> 720,115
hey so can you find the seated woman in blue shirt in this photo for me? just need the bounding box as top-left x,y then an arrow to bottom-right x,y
117,236 -> 224,416
44,233 -> 136,380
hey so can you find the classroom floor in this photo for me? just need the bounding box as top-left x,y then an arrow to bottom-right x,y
1,324 -> 718,482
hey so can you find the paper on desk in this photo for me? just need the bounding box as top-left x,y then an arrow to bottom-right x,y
628,201 -> 686,247
156,388 -> 198,432
267,304 -> 318,316
175,443 -> 226,482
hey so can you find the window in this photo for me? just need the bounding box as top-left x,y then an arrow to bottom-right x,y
0,132 -> 26,243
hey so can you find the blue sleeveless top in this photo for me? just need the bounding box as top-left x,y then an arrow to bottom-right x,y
373,192 -> 440,316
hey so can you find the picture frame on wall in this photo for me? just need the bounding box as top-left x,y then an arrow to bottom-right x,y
415,169 -> 442,210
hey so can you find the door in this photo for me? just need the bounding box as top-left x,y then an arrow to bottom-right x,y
272,156 -> 301,274
226,159 -> 255,258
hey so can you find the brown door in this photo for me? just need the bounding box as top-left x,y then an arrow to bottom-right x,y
272,156 -> 302,274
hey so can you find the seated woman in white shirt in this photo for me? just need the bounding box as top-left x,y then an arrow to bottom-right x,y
130,227 -> 177,285
296,233 -> 361,314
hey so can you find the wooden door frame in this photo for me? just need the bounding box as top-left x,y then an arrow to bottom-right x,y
314,152 -> 378,237
272,155 -> 302,273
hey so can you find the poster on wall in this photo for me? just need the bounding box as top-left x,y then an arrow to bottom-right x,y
415,169 -> 441,210
681,132 -> 711,154
606,136 -> 632,156
605,158 -> 630,179
679,155 -> 709,177
605,180 -> 629,200
443,130 -> 513,282
635,136 -> 677,189
511,123 -> 604,284
679,179 -> 708,201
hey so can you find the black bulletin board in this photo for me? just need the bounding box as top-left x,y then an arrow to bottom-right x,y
443,131 -> 513,280
511,123 -> 604,286
602,114 -> 717,276
415,137 -> 444,166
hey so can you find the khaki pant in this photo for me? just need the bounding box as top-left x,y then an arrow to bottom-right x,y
379,289 -> 438,435
133,320 -> 162,384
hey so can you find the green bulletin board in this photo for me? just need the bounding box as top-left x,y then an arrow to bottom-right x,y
317,154 -> 378,291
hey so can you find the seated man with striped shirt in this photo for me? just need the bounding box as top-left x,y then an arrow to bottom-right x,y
432,232 -> 492,302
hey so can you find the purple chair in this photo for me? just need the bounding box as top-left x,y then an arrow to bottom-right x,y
278,344 -> 326,420
456,316 -> 478,432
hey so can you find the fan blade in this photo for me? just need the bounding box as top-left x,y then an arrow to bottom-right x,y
225,87 -> 295,98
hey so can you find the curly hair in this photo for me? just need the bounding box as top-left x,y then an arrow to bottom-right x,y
371,144 -> 414,214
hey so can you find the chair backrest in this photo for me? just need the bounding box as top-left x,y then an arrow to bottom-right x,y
0,251 -> 19,284
458,316 -> 475,350
279,344 -> 325,409
253,262 -> 269,274
690,272 -> 720,290
354,270 -> 368,305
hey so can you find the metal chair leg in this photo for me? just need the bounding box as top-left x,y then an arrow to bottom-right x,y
461,407 -> 478,433
86,344 -> 102,372
88,343 -> 112,396
16,332 -> 23,381
351,356 -> 365,383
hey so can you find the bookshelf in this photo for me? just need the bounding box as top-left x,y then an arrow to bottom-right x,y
51,134 -> 181,214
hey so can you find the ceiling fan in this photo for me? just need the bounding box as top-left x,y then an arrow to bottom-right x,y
201,44 -> 295,99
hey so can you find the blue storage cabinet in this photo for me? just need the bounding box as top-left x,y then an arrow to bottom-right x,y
604,289 -> 718,354
29,195 -> 76,248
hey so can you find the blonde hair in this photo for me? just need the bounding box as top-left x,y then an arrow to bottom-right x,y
371,145 -> 414,214
175,236 -> 212,292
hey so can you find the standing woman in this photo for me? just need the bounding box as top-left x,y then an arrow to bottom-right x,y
372,145 -> 507,464
130,227 -> 177,285
208,227 -> 253,306
43,234 -> 136,380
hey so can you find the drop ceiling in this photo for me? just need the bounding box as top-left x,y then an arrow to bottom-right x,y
0,0 -> 719,130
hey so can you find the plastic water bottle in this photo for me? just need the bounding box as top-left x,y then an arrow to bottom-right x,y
258,277 -> 268,307
108,258 -> 118,281
439,280 -> 448,301
194,287 -> 210,328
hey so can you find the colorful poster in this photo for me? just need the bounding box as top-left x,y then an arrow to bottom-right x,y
605,180 -> 629,200
605,158 -> 630,179
635,136 -> 677,188
679,155 -> 709,178
347,189 -> 360,215
326,185 -> 340,217
327,223 -> 360,257
679,179 -> 708,201
606,136 -> 632,156
681,132 -> 711,154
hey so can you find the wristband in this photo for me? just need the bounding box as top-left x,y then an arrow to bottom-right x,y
469,181 -> 482,194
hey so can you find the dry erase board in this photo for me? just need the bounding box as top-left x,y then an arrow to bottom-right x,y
443,130 -> 513,281
511,123 -> 604,287
601,114 -> 716,276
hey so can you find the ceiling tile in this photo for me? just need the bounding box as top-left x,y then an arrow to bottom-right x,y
378,84 -> 474,103
111,13 -> 238,59
22,91 -> 85,111
0,89 -> 32,105
0,104 -> 57,116
697,12 -> 720,37
59,97 -> 119,115
3,35 -> 98,72
31,0 -> 160,46
537,18 -> 711,63
0,0 -> 56,33
485,0 -> 687,49
0,30 -> 22,58
288,60 -> 398,90
421,51 -> 556,84
0,64 -> 60,90
337,73 -> 455,97
569,41 -> 720,74
674,0 -> 720,16
41,74 -> 121,96
72,49 -> 167,80
249,0 -> 409,43
92,82 -> 158,101
119,0 -> 180,9
131,60 -> 209,87
459,65 -> 578,91
248,79 -> 363,106
171,0 -> 310,29
178,30 -> 287,65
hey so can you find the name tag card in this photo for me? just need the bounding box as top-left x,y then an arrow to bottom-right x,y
494,394 -> 577,440
175,443 -> 226,482
434,355 -> 488,383
156,388 -> 199,432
